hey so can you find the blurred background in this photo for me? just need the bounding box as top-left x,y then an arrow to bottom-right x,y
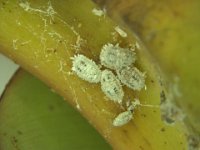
0,54 -> 18,96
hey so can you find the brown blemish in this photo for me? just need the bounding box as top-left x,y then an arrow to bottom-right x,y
164,117 -> 175,124
12,136 -> 18,143
141,114 -> 146,118
17,130 -> 23,135
160,127 -> 165,132
122,129 -> 128,135
11,136 -> 20,150
3,132 -> 7,136
48,105 -> 55,111
139,145 -> 144,150
2,2 -> 5,6
160,90 -> 166,104
46,48 -> 57,53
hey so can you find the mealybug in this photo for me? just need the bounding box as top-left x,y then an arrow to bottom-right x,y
101,69 -> 124,104
71,54 -> 101,83
117,67 -> 146,91
100,43 -> 136,70
113,110 -> 133,127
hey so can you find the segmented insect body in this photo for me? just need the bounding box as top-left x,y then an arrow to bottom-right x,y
117,67 -> 146,91
101,69 -> 124,104
71,54 -> 101,83
113,110 -> 133,127
100,43 -> 136,70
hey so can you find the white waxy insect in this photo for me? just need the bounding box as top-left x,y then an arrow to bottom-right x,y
113,99 -> 141,127
115,26 -> 127,38
100,43 -> 136,70
92,8 -> 106,17
117,67 -> 146,91
71,54 -> 101,83
101,69 -> 124,104
113,110 -> 133,127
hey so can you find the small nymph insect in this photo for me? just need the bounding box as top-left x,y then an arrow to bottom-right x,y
113,110 -> 133,127
101,69 -> 124,104
71,54 -> 102,83
112,99 -> 139,127
113,99 -> 158,127
117,66 -> 146,91
100,43 -> 136,70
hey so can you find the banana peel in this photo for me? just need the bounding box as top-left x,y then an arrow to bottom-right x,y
95,0 -> 200,136
0,69 -> 111,150
0,0 -> 189,149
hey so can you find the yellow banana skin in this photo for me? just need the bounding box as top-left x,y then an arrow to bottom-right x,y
0,0 -> 188,149
95,0 -> 200,135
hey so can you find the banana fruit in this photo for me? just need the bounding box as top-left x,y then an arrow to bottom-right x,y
0,69 -> 111,150
95,0 -> 200,141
